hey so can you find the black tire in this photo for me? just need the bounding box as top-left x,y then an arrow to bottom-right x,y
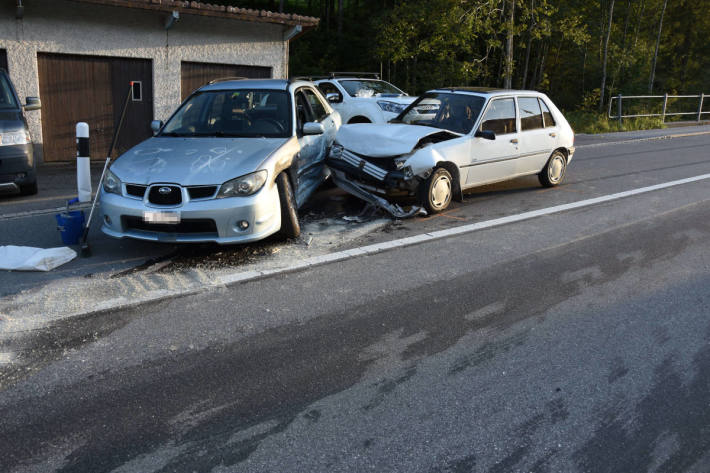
418,167 -> 453,214
19,180 -> 38,196
276,172 -> 300,239
538,151 -> 567,188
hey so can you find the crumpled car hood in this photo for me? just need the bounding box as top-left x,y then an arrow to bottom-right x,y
111,136 -> 290,186
335,123 -> 454,157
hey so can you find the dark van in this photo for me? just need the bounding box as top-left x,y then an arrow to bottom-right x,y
0,68 -> 41,195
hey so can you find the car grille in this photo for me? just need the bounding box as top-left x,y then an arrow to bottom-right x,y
148,185 -> 182,205
125,184 -> 147,198
122,216 -> 218,234
187,186 -> 217,200
336,149 -> 388,181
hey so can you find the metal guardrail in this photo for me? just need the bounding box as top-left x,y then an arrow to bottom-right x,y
608,93 -> 708,124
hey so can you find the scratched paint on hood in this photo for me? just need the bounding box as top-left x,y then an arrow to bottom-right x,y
110,136 -> 290,186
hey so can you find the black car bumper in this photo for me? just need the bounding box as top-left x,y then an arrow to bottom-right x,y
0,143 -> 35,193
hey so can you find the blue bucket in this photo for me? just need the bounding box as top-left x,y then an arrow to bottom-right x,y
56,198 -> 86,245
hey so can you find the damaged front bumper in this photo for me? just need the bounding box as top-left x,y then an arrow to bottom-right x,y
326,147 -> 425,218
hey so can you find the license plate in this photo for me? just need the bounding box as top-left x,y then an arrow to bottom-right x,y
143,211 -> 180,224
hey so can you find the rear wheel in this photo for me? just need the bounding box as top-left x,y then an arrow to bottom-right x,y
539,151 -> 567,187
20,180 -> 38,196
276,172 -> 300,239
418,167 -> 453,214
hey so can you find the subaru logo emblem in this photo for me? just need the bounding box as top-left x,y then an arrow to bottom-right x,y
158,186 -> 172,195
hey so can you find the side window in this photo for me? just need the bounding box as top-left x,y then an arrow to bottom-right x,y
480,98 -> 517,135
303,88 -> 328,122
295,91 -> 314,136
518,97 -> 544,131
539,99 -> 556,128
317,82 -> 342,102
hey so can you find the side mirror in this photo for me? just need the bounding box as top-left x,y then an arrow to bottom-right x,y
326,93 -> 341,104
475,129 -> 496,140
151,120 -> 164,135
303,122 -> 325,136
24,97 -> 41,111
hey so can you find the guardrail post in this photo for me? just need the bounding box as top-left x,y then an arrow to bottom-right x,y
617,94 -> 623,127
662,93 -> 668,123
698,93 -> 705,122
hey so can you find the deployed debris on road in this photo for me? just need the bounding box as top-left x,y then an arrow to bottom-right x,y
0,246 -> 77,271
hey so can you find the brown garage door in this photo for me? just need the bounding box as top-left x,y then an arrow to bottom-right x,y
37,53 -> 153,162
181,61 -> 271,101
0,49 -> 7,72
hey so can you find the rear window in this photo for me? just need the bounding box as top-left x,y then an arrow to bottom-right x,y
0,74 -> 19,110
539,99 -> 556,128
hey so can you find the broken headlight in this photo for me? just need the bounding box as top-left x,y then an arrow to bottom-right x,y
377,101 -> 407,114
103,169 -> 122,195
217,170 -> 268,198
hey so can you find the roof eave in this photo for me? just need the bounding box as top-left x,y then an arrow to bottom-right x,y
66,0 -> 320,29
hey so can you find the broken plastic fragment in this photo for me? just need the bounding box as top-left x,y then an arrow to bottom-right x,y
332,174 -> 426,219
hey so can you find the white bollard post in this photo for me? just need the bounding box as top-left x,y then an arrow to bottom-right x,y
76,122 -> 92,202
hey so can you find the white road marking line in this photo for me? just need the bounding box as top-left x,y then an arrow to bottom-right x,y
9,171 -> 702,323
0,203 -> 92,221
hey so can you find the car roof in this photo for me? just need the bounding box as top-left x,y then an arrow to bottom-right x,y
198,78 -> 291,92
429,87 -> 544,97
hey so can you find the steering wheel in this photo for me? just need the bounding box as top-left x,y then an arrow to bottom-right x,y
252,118 -> 285,134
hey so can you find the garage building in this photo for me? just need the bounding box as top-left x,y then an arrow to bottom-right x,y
0,0 -> 317,162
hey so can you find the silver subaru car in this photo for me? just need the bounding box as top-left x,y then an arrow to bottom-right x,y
100,79 -> 340,244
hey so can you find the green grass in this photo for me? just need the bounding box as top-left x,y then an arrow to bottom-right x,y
564,111 -> 665,134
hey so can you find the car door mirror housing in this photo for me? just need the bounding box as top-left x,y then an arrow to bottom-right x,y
24,97 -> 41,111
151,120 -> 164,135
475,130 -> 496,140
326,93 -> 341,104
303,122 -> 325,136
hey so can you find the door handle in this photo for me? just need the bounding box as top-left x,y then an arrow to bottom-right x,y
510,138 -> 519,144
549,132 -> 557,137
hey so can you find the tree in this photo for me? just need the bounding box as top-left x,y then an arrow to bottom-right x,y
648,0 -> 668,93
504,0 -> 516,88
599,0 -> 615,111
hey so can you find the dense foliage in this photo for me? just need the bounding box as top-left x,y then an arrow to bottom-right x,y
217,0 -> 710,113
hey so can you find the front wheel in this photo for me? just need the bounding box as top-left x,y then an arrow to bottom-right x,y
20,180 -> 38,196
538,151 -> 567,187
276,172 -> 300,239
418,167 -> 453,214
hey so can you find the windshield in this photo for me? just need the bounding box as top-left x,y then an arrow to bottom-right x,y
339,80 -> 405,98
0,74 -> 19,110
394,92 -> 486,134
161,89 -> 291,138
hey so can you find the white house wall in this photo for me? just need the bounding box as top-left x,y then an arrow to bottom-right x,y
0,0 -> 288,162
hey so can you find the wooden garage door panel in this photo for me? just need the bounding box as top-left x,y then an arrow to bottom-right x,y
38,54 -> 114,162
110,58 -> 153,157
0,49 -> 7,72
181,62 -> 271,101
38,54 -> 153,162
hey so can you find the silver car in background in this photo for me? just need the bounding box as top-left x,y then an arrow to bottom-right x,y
100,79 -> 340,244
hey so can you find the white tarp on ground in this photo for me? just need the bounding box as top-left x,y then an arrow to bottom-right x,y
0,246 -> 77,272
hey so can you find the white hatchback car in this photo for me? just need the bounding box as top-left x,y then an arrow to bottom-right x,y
314,74 -> 417,124
326,88 -> 575,216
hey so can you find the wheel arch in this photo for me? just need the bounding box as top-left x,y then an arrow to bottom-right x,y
435,161 -> 463,202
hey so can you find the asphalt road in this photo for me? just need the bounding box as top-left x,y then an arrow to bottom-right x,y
1,129 -> 710,472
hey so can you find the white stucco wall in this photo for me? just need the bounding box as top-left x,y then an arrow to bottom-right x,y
0,0 -> 289,162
